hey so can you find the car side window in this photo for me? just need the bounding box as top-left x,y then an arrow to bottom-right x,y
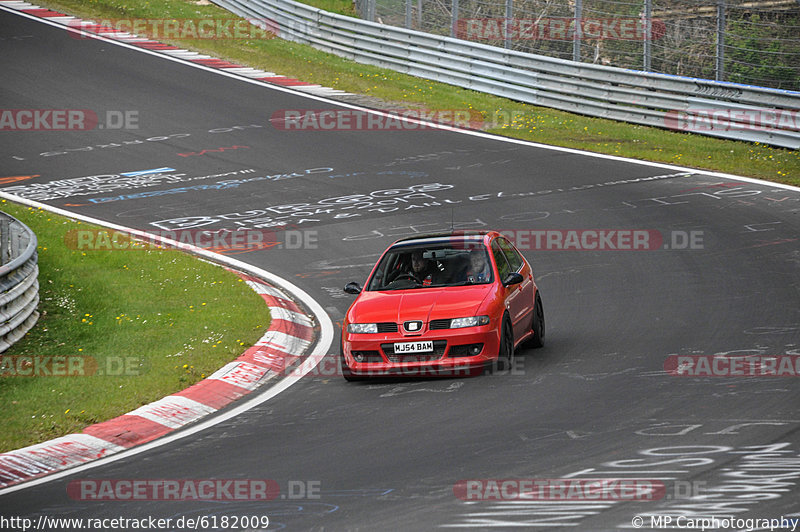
498,238 -> 523,272
491,240 -> 510,280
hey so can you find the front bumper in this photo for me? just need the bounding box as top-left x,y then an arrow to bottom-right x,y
342,325 -> 500,377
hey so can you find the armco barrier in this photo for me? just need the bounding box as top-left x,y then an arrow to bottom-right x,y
213,0 -> 800,149
0,211 -> 39,353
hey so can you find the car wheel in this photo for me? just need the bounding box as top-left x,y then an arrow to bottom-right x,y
340,343 -> 366,382
494,315 -> 514,373
529,293 -> 545,348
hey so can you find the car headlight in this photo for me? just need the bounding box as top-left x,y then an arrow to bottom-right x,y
450,316 -> 490,328
347,323 -> 379,334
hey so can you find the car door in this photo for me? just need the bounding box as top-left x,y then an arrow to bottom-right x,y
491,238 -> 522,343
495,237 -> 534,342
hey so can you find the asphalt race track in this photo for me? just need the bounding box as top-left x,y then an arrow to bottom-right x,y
1,8 -> 800,531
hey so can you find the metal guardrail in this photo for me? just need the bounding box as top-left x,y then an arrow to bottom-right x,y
0,212 -> 39,353
352,0 -> 800,92
214,0 -> 800,149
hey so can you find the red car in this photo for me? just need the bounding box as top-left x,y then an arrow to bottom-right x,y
341,231 -> 544,380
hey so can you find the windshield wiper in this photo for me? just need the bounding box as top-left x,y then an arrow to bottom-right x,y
419,281 -> 474,288
382,282 -> 422,290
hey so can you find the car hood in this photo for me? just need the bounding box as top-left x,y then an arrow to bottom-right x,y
348,285 -> 494,324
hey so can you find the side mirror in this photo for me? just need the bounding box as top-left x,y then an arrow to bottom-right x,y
344,282 -> 362,294
502,272 -> 524,287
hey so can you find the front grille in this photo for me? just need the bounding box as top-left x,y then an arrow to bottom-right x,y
381,340 -> 447,363
377,322 -> 398,333
429,319 -> 451,330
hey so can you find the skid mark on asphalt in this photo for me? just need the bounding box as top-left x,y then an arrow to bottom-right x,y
374,381 -> 465,397
535,263 -> 613,280
555,367 -> 640,382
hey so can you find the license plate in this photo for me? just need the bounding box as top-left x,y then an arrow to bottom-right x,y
394,341 -> 434,354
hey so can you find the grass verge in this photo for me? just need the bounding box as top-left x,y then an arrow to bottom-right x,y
27,0 -> 800,185
0,200 -> 269,453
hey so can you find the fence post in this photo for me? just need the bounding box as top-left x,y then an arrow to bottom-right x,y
716,0 -> 726,82
451,0 -> 459,38
573,0 -> 582,62
505,0 -> 512,49
0,214 -> 8,266
643,0 -> 652,71
406,0 -> 412,28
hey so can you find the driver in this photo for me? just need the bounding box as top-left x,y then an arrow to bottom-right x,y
389,250 -> 436,286
410,250 -> 435,286
465,248 -> 491,283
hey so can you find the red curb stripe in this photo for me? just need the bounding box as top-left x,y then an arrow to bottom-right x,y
131,41 -> 166,47
82,415 -> 172,448
0,5 -> 328,485
136,42 -> 180,50
174,379 -> 253,410
21,9 -> 65,16
252,352 -> 300,374
191,59 -> 243,68
0,265 -> 313,488
270,318 -> 314,341
236,273 -> 286,291
261,293 -> 303,314
211,361 -> 272,390
240,345 -> 298,372
79,24 -> 119,32
259,77 -> 312,86
0,436 -> 121,486
234,272 -> 263,283
0,460 -> 44,486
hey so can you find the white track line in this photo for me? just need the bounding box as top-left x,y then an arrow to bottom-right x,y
0,0 -> 798,494
1,3 -> 797,192
0,193 -> 335,496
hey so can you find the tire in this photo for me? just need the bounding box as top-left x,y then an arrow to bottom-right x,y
493,315 -> 515,373
340,343 -> 366,382
529,293 -> 545,348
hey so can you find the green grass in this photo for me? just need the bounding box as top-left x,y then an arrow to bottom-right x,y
0,200 -> 269,452
295,0 -> 356,16
30,0 -> 800,185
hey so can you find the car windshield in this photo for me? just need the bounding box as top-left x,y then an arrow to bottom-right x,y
366,243 -> 494,291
